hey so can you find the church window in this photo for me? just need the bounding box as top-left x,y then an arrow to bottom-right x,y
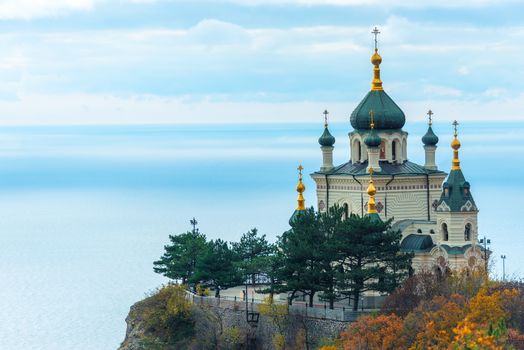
343,203 -> 349,220
356,140 -> 362,162
392,140 -> 397,161
464,223 -> 472,241
380,140 -> 386,159
417,229 -> 422,233
430,229 -> 435,234
442,223 -> 449,241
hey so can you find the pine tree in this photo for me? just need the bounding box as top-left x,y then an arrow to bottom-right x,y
335,214 -> 412,311
190,239 -> 242,297
153,230 -> 207,284
278,207 -> 327,307
232,228 -> 272,285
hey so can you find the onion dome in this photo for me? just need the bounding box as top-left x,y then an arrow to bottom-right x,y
422,126 -> 439,146
364,128 -> 381,147
350,48 -> 406,130
364,111 -> 381,147
318,127 -> 335,147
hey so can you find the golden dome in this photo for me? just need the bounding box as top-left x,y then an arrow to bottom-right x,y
367,180 -> 376,197
296,181 -> 305,193
371,49 -> 382,66
451,137 -> 461,150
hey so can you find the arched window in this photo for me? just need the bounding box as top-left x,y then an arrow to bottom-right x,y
442,223 -> 449,241
392,140 -> 397,161
464,223 -> 472,241
379,140 -> 386,159
355,140 -> 361,162
343,203 -> 349,220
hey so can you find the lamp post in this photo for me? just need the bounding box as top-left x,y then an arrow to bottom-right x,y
479,236 -> 491,273
501,255 -> 506,281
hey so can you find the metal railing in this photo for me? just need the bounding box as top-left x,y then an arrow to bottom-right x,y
184,290 -> 379,322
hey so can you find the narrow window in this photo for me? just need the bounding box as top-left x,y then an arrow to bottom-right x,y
442,223 -> 449,241
464,223 -> 471,241
343,203 -> 349,220
392,140 -> 397,161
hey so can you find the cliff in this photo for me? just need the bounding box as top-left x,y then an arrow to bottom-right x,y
118,285 -> 348,350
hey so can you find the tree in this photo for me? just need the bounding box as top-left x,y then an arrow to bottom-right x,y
232,228 -> 272,285
153,230 -> 207,284
317,205 -> 345,309
277,207 -> 327,307
257,244 -> 286,301
335,214 -> 412,311
190,239 -> 242,297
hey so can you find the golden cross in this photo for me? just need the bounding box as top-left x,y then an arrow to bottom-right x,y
427,110 -> 434,126
323,109 -> 329,127
298,165 -> 304,179
369,110 -> 375,129
372,27 -> 380,51
452,120 -> 459,137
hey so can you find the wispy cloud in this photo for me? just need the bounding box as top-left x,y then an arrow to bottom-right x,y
0,0 -> 93,20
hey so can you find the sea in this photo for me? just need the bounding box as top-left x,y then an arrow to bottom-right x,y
0,121 -> 522,350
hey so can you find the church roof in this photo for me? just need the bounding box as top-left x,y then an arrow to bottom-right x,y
350,90 -> 406,131
441,244 -> 472,255
400,234 -> 434,252
437,169 -> 477,212
314,160 -> 446,177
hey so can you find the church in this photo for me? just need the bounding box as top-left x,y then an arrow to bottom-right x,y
293,31 -> 487,273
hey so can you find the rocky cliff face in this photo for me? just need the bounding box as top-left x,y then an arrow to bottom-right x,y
119,289 -> 348,350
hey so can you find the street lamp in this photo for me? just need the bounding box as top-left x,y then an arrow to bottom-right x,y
501,255 -> 507,281
479,236 -> 491,273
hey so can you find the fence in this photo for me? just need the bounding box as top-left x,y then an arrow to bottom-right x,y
185,291 -> 382,322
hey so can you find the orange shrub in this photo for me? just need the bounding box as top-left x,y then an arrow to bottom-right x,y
340,314 -> 407,350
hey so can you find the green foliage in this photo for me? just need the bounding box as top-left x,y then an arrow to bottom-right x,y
232,228 -> 272,285
335,213 -> 413,310
190,239 -> 243,297
153,230 -> 207,284
277,206 -> 412,310
278,206 -> 341,307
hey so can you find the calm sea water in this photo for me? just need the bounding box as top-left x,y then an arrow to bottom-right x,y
0,122 -> 522,349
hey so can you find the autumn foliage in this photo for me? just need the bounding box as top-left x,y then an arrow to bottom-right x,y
329,270 -> 524,350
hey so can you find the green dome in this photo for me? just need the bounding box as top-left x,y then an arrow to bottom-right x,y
422,126 -> 439,146
318,127 -> 336,147
350,90 -> 406,130
364,128 -> 381,148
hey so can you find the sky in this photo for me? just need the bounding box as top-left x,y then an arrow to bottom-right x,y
0,0 -> 522,124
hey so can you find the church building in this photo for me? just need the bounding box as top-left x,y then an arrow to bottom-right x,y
294,30 -> 486,273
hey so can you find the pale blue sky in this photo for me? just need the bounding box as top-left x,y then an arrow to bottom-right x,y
0,0 -> 522,124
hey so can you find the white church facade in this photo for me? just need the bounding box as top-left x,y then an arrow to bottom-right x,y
307,39 -> 486,273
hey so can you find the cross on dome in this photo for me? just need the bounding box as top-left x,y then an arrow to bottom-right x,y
297,164 -> 304,179
372,26 -> 380,51
323,110 -> 329,127
369,110 -> 375,129
427,110 -> 434,126
453,120 -> 459,137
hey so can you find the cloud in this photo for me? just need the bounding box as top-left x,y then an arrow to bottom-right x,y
0,0 -> 94,20
198,0 -> 519,8
0,92 -> 522,126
